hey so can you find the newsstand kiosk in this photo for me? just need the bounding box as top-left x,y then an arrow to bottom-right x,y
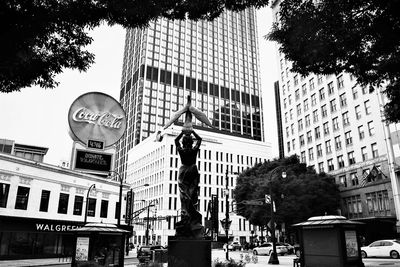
70,223 -> 129,267
293,215 -> 365,267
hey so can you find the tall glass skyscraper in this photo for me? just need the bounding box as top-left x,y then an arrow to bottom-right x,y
115,8 -> 264,180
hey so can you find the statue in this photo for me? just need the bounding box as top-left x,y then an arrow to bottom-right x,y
164,95 -> 212,238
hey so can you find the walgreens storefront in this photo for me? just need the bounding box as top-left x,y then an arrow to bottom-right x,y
0,216 -> 84,260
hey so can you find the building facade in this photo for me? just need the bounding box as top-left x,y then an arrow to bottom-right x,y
0,152 -> 129,260
115,8 -> 272,245
126,126 -> 271,246
272,0 -> 400,241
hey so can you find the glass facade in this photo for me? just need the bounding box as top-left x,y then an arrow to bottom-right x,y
115,9 -> 263,179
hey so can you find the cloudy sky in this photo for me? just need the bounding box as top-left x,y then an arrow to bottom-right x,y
0,7 -> 278,166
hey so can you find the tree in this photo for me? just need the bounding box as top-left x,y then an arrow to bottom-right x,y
234,155 -> 340,229
268,0 -> 400,123
0,0 -> 269,93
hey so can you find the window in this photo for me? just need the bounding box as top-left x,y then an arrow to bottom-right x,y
339,175 -> 347,187
342,112 -> 350,126
303,99 -> 309,111
300,151 -> 306,163
328,82 -> 334,94
307,131 -> 312,143
328,159 -> 334,171
368,121 -> 375,136
286,126 -> 290,137
371,143 -> 378,158
318,162 -> 324,173
308,148 -> 314,161
311,93 -> 317,106
291,123 -> 295,134
366,190 -> 390,216
313,109 -> 319,122
323,122 -> 330,135
362,86 -> 368,95
348,151 -> 356,165
325,140 -> 332,153
351,173 -> 359,186
88,198 -> 96,217
284,112 -> 288,123
319,88 -> 325,100
73,196 -> 84,215
332,117 -> 339,131
358,125 -> 365,140
339,93 -> 347,107
288,94 -> 292,104
297,104 -> 302,115
361,146 -> 368,161
300,135 -> 305,146
337,155 -> 345,168
302,84 -> 307,95
352,86 -> 358,99
15,186 -> 30,210
345,131 -> 353,146
100,200 -> 109,218
337,75 -> 344,89
0,183 -> 10,208
317,144 -> 323,157
309,78 -> 315,90
57,193 -> 69,214
317,74 -> 323,84
287,141 -> 291,152
330,99 -> 337,112
283,98 -> 287,109
298,119 -> 303,131
305,115 -> 311,127
289,109 -> 293,120
355,105 -> 361,119
315,126 -> 321,139
335,136 -> 342,150
292,139 -> 296,150
39,190 -> 50,212
295,89 -> 300,100
364,100 -> 371,115
294,74 -> 298,86
321,104 -> 328,118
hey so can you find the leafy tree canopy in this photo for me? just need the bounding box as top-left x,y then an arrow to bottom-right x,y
234,155 -> 341,228
268,0 -> 400,123
0,0 -> 268,93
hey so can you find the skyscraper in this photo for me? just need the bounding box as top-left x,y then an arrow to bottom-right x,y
116,8 -> 265,180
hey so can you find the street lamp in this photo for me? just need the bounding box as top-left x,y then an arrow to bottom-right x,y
84,184 -> 96,224
108,170 -> 124,226
224,169 -> 238,261
267,166 -> 286,265
145,199 -> 158,245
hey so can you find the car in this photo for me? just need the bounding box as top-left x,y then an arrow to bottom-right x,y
226,241 -> 242,251
277,242 -> 295,254
361,239 -> 400,259
252,242 -> 288,256
137,245 -> 165,263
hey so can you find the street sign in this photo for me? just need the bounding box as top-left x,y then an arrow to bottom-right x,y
265,194 -> 271,204
267,220 -> 277,229
242,200 -> 264,206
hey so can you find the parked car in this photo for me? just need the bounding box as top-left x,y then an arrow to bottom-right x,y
277,242 -> 295,254
361,240 -> 400,259
223,241 -> 242,251
137,245 -> 165,263
252,242 -> 288,256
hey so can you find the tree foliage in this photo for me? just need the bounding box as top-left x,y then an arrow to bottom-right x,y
0,0 -> 268,93
234,155 -> 340,228
268,0 -> 400,123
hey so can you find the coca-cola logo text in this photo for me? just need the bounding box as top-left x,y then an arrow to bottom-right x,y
72,107 -> 123,129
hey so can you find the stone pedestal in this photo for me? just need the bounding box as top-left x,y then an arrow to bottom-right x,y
168,237 -> 211,267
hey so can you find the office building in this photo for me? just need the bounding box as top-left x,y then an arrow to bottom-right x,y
116,8 -> 272,244
272,0 -> 400,241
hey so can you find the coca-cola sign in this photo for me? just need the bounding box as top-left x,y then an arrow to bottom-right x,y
68,92 -> 126,148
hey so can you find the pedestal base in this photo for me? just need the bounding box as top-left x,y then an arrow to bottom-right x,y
168,237 -> 211,267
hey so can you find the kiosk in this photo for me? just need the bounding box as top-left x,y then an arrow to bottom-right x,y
293,215 -> 365,267
71,223 -> 128,267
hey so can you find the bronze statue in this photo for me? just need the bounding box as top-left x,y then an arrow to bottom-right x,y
163,95 -> 212,238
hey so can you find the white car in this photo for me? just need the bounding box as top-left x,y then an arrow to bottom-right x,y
253,243 -> 288,256
361,239 -> 400,259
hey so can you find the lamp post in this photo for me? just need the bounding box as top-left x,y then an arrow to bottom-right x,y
224,169 -> 238,261
267,166 -> 287,265
108,171 -> 124,226
145,199 -> 158,245
84,184 -> 96,224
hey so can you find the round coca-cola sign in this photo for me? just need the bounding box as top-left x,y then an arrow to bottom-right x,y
68,92 -> 126,148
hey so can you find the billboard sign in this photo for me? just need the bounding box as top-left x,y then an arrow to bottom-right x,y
74,150 -> 112,173
68,92 -> 126,148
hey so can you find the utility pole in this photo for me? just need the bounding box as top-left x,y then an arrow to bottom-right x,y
225,168 -> 229,261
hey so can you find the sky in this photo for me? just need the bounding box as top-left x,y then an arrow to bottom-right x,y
0,7 -> 278,166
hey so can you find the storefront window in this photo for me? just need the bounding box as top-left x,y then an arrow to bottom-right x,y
100,200 -> 109,218
15,186 -> 30,210
58,193 -> 69,214
39,190 -> 51,212
74,196 -> 84,215
0,183 -> 10,208
88,198 -> 96,217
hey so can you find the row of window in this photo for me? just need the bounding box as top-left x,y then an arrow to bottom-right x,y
342,190 -> 390,219
0,184 -> 119,219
